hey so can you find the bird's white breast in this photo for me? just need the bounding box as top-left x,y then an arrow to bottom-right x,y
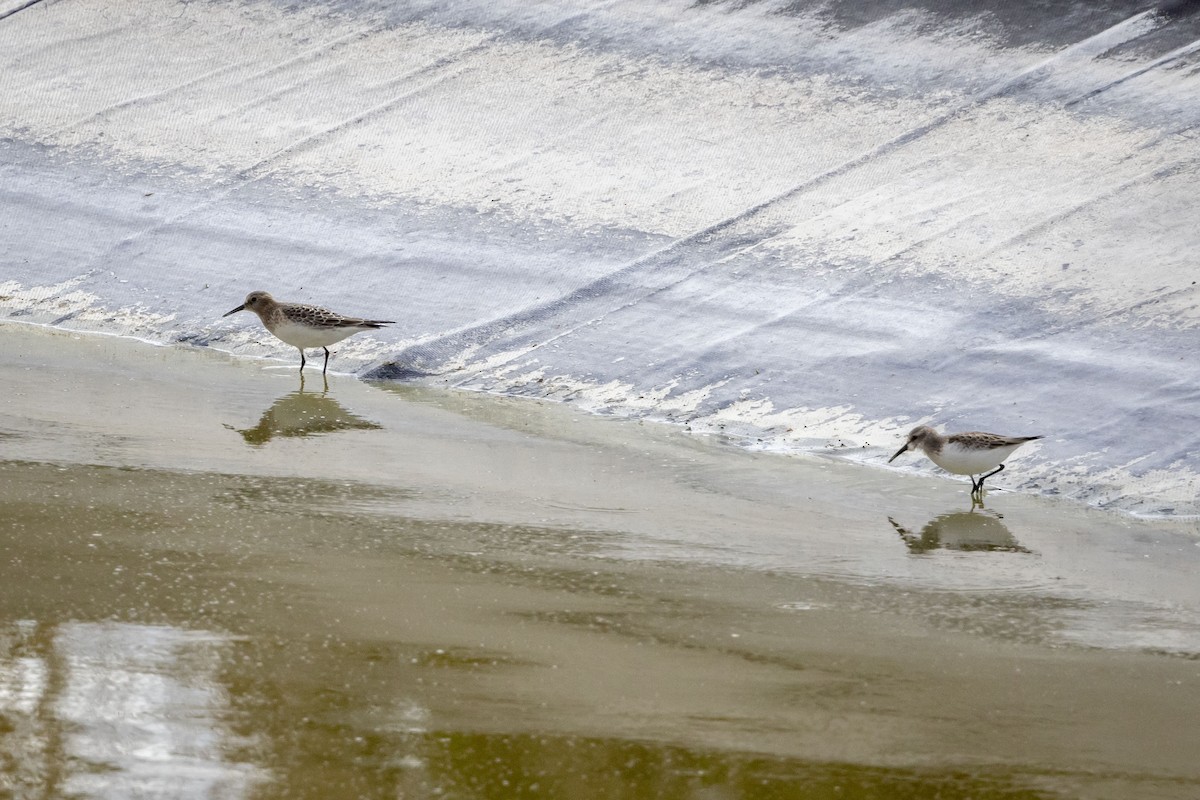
268,319 -> 362,349
926,442 -> 1022,476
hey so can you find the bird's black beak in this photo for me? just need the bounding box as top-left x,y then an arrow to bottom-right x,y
222,304 -> 246,318
887,443 -> 909,464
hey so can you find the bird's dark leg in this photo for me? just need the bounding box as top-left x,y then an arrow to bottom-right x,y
322,347 -> 331,375
298,349 -> 306,372
975,463 -> 1005,494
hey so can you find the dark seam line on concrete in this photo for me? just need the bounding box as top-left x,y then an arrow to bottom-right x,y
0,0 -> 46,23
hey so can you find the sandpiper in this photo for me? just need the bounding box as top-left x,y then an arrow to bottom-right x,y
223,291 -> 394,374
887,425 -> 1042,496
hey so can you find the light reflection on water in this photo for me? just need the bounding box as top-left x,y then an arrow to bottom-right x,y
0,620 -> 264,798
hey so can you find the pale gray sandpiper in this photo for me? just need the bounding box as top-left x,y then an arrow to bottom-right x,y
223,291 -> 394,374
887,425 -> 1043,496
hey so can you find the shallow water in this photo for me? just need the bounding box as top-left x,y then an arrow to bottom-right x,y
1,324 -> 1199,799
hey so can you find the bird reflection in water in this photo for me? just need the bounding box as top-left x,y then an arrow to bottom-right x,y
229,374 -> 382,446
888,507 -> 1030,554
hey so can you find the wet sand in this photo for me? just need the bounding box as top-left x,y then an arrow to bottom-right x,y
1,323 -> 1198,799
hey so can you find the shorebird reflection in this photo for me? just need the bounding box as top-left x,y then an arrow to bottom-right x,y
230,375 -> 382,446
888,509 -> 1029,554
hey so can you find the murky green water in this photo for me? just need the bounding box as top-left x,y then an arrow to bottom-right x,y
2,325 -> 1198,798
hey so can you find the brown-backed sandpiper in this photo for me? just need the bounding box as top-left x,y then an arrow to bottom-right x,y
223,291 -> 394,374
888,425 -> 1042,496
